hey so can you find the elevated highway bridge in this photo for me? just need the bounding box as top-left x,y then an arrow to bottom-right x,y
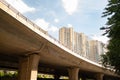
0,0 -> 120,80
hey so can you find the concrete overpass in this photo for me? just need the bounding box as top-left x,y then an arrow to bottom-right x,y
0,0 -> 120,80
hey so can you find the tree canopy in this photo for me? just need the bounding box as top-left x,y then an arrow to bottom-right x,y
101,0 -> 120,74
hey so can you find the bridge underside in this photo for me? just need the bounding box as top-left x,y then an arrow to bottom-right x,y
0,53 -> 96,78
0,54 -> 118,80
0,8 -> 98,80
0,1 -> 120,80
0,8 -> 102,73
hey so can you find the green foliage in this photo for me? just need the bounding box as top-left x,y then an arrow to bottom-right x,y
101,0 -> 120,74
37,73 -> 54,79
101,54 -> 110,67
0,71 -> 4,77
0,71 -> 18,78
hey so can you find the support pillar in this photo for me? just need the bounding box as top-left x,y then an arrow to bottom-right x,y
95,73 -> 104,80
68,67 -> 79,80
18,53 -> 40,80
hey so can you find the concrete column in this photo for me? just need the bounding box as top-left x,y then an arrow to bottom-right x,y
68,67 -> 79,80
18,53 -> 40,80
95,73 -> 104,80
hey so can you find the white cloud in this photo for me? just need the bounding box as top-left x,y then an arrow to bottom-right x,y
54,19 -> 59,23
5,0 -> 35,14
62,0 -> 79,15
34,19 -> 49,31
34,19 -> 58,32
67,24 -> 73,27
49,25 -> 59,32
91,35 -> 109,44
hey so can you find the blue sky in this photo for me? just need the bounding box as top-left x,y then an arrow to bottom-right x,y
5,0 -> 109,43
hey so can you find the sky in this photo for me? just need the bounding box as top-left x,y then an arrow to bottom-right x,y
5,0 -> 109,43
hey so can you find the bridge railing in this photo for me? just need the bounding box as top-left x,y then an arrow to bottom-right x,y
0,0 -> 100,64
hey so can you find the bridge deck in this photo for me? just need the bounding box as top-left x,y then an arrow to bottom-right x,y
0,0 -> 120,79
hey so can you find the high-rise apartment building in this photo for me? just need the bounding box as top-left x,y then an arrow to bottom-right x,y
89,40 -> 104,63
79,33 -> 88,57
59,27 -> 74,50
89,40 -> 97,62
59,27 -> 105,63
74,32 -> 81,55
74,32 -> 89,57
96,41 -> 105,63
59,27 -> 88,57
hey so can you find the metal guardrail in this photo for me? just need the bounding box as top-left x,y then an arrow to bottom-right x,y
0,0 -> 101,64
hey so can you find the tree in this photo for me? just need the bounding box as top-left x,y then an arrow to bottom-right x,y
101,0 -> 120,74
